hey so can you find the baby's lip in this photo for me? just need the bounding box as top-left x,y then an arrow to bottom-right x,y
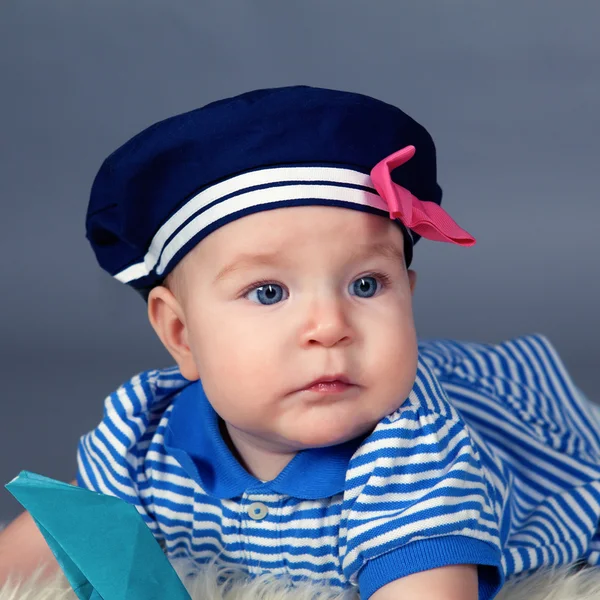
301,374 -> 355,390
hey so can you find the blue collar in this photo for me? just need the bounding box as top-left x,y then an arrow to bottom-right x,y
163,381 -> 365,500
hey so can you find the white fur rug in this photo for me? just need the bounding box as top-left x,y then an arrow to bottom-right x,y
3,562 -> 600,600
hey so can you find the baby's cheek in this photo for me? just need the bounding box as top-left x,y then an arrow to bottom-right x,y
203,340 -> 276,398
372,332 -> 418,399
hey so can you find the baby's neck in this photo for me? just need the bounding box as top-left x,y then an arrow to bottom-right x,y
219,419 -> 297,482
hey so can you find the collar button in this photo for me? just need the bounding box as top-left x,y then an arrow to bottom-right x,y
248,502 -> 268,520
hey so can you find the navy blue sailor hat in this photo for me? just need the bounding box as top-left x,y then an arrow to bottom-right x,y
86,85 -> 475,298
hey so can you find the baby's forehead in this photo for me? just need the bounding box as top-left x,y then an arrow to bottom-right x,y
197,206 -> 402,253
176,206 -> 406,281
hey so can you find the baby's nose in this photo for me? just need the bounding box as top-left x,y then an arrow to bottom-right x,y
299,298 -> 353,348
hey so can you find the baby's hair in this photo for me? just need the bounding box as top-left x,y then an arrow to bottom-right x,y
138,277 -> 173,303
162,273 -> 174,293
161,261 -> 187,299
137,264 -> 183,302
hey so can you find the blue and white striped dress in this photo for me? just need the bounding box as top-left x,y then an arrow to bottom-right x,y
77,334 -> 600,599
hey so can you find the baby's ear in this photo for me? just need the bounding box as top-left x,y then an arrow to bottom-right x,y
147,285 -> 200,381
408,269 -> 417,295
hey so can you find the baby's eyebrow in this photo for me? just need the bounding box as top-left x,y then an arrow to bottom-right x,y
349,242 -> 405,265
214,242 -> 405,283
214,251 -> 284,282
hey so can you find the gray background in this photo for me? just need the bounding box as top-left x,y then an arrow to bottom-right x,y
0,1 -> 598,522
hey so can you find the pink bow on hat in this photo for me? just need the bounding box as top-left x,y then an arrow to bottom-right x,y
370,146 -> 476,246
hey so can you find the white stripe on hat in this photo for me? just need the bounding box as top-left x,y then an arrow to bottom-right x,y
114,166 -> 387,284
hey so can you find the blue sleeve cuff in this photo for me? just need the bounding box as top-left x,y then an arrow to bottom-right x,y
358,535 -> 504,600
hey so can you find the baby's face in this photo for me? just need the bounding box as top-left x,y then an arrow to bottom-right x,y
164,206 -> 418,455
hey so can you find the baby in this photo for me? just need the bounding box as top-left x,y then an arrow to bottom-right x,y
3,86 -> 600,600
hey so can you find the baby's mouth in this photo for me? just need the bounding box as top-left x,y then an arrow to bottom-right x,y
300,375 -> 357,395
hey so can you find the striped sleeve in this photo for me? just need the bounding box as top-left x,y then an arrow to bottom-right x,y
422,334 -> 600,456
76,366 -> 189,535
421,334 -> 600,572
339,360 -> 503,600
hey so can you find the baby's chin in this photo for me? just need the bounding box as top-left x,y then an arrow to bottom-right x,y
282,418 -> 380,450
279,395 -> 409,450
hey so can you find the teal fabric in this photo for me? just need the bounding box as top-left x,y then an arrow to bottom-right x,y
6,471 -> 191,600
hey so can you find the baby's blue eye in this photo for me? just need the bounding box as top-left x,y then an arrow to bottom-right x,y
349,276 -> 380,298
247,284 -> 287,305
